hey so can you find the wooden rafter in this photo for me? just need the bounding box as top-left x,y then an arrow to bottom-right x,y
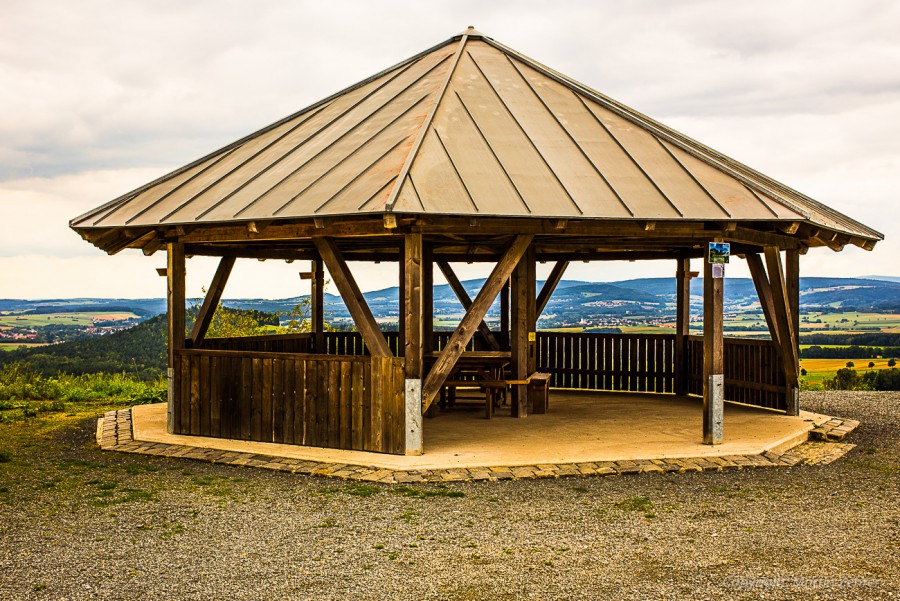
421,234 -> 534,411
188,256 -> 236,346
536,260 -> 568,318
436,260 -> 501,351
313,237 -> 392,357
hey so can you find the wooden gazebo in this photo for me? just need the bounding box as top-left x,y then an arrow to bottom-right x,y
71,28 -> 881,456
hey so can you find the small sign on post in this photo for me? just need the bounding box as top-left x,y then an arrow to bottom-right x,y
708,242 -> 729,279
708,242 -> 730,264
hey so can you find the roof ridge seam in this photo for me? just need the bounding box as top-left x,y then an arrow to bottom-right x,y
384,31 -> 471,213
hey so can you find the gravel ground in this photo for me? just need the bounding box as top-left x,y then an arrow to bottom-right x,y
0,391 -> 897,600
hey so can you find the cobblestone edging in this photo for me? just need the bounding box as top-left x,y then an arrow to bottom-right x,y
96,410 -> 857,484
809,417 -> 861,441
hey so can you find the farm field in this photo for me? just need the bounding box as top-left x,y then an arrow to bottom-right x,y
0,312 -> 139,328
0,343 -> 47,352
801,312 -> 900,332
800,358 -> 896,387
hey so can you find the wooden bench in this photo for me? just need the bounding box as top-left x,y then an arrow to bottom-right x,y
437,372 -> 552,419
529,372 -> 551,414
441,379 -> 506,419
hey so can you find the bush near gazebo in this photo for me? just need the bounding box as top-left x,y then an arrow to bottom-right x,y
825,367 -> 900,391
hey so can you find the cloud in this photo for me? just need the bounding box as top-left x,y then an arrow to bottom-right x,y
0,0 -> 897,298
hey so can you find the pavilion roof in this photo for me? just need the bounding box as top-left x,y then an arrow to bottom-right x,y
72,28 -> 882,252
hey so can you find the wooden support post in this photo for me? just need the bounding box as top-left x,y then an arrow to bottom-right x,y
786,249 -> 801,415
403,233 -> 423,454
398,238 -> 406,357
436,260 -> 501,351
189,256 -> 235,347
167,242 -> 186,434
526,245 -> 536,381
765,246 -> 800,415
536,260 -> 568,318
500,280 -> 510,351
312,255 -> 324,353
674,257 -> 692,396
423,243 -> 434,355
511,241 -> 536,417
421,234 -> 534,412
313,237 -> 392,357
703,258 -> 724,444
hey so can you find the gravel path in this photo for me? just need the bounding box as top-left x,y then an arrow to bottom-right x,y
0,391 -> 897,600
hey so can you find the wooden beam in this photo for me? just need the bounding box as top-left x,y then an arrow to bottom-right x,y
702,258 -> 724,444
398,239 -> 406,356
673,257 -> 692,396
785,248 -> 801,415
764,247 -> 799,379
536,260 -> 569,318
188,255 -> 235,347
403,234 -> 423,454
436,260 -> 501,351
423,243 -> 434,355
404,234 -> 423,379
746,253 -> 782,353
511,241 -> 536,417
500,278 -> 510,350
785,249 -> 801,359
422,234 -> 534,411
166,242 -> 186,434
313,237 -> 392,357
311,256 -> 325,353
764,247 -> 800,413
726,227 -> 801,249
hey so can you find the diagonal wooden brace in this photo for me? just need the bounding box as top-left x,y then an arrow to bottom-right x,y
421,234 -> 534,411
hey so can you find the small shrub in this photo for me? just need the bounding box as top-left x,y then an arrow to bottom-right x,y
0,450 -> 11,463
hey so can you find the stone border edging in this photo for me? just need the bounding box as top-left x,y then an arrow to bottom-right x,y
96,409 -> 859,483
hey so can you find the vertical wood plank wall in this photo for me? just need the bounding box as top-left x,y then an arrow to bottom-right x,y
184,331 -> 788,451
172,349 -> 405,454
536,332 -> 675,393
685,336 -> 787,411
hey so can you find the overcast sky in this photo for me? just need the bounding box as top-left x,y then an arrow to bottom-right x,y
1,0 -> 898,299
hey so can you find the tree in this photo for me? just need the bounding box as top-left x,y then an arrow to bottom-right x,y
868,361 -> 876,369
889,358 -> 897,368
800,368 -> 807,376
846,361 -> 855,369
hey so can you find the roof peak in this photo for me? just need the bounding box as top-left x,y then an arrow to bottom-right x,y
458,25 -> 485,38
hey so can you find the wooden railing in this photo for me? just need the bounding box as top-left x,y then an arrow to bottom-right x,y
193,330 -> 787,414
537,332 -> 674,393
685,336 -> 786,411
198,332 -> 312,353
172,349 -> 405,454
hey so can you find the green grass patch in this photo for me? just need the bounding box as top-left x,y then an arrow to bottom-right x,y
613,496 -> 654,513
391,485 -> 465,499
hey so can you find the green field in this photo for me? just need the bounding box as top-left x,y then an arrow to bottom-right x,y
801,311 -> 900,332
800,358 -> 895,388
0,312 -> 139,328
0,343 -> 48,352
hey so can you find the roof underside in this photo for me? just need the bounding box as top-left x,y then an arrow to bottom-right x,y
72,29 -> 882,250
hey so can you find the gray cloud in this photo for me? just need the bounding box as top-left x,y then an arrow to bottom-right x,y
0,0 -> 896,296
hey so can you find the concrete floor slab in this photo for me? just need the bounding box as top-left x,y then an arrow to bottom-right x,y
131,391 -> 830,471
